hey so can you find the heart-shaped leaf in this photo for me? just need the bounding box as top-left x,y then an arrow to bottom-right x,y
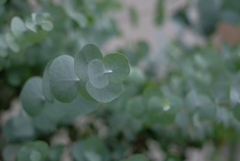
103,53 -> 130,83
49,55 -> 80,103
74,44 -> 103,82
20,77 -> 45,116
88,59 -> 109,89
86,81 -> 122,103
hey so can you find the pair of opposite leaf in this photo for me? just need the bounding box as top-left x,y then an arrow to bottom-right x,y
20,44 -> 130,117
48,44 -> 130,103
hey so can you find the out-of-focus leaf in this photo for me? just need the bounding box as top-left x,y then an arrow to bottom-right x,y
20,77 -> 45,116
72,136 -> 109,161
16,141 -> 49,161
11,17 -> 26,38
5,32 -> 20,53
41,20 -> 54,31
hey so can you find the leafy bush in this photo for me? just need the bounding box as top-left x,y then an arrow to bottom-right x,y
1,0 -> 240,161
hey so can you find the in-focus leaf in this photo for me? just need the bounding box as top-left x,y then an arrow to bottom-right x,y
74,44 -> 103,82
86,81 -> 122,103
102,53 -> 130,83
49,55 -> 80,103
88,59 -> 109,89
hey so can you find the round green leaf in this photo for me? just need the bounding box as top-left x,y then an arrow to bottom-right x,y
41,20 -> 53,31
42,61 -> 54,102
11,17 -> 26,38
17,141 -> 49,161
49,55 -> 80,103
88,59 -> 109,89
3,114 -> 35,141
122,154 -> 149,161
102,53 -> 130,83
86,81 -> 122,103
126,67 -> 146,85
74,44 -> 103,82
20,77 -> 45,116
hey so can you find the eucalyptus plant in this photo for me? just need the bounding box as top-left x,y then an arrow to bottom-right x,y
2,0 -> 240,161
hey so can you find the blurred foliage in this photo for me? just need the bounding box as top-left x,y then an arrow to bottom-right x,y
0,0 -> 120,110
173,0 -> 240,36
1,0 -> 240,161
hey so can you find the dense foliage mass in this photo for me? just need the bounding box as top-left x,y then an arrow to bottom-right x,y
1,0 -> 240,161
